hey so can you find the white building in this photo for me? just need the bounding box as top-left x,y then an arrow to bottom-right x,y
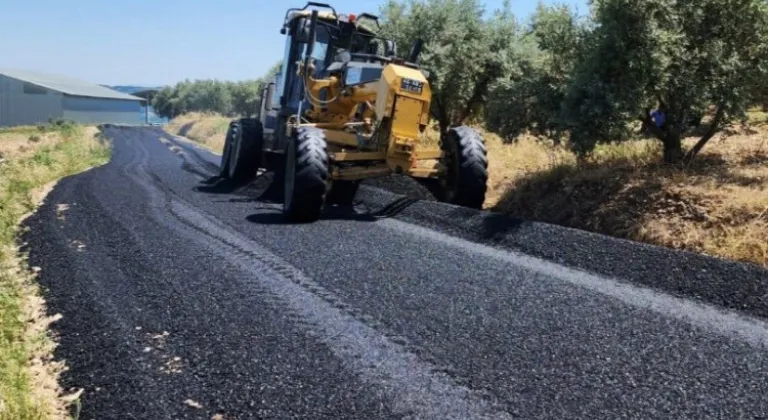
0,68 -> 146,127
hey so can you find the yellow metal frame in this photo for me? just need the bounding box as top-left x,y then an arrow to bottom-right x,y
332,164 -> 392,181
332,151 -> 387,161
288,43 -> 444,181
288,124 -> 443,179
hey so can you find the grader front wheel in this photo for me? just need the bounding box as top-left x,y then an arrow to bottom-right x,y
440,126 -> 488,209
283,127 -> 330,222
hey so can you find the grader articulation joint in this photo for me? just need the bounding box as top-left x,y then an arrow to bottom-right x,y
219,2 -> 489,222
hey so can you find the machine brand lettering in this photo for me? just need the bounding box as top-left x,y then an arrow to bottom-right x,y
400,78 -> 424,94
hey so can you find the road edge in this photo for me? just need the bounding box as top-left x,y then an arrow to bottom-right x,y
1,124 -> 111,420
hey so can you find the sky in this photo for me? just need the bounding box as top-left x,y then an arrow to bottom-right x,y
0,0 -> 586,87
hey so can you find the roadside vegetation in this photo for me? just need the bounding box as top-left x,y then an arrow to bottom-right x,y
159,0 -> 768,267
152,62 -> 281,119
165,112 -> 232,152
0,120 -> 111,419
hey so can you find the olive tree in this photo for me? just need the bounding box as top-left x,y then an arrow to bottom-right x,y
485,3 -> 587,142
379,0 -> 519,133
562,0 -> 768,163
230,81 -> 263,117
151,62 -> 285,119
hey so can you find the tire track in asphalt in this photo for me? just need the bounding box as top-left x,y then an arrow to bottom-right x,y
125,129 -> 517,419
380,218 -> 768,349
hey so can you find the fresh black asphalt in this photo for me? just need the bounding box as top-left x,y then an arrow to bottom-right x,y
21,126 -> 768,419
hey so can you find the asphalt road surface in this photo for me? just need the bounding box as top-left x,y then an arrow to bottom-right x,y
22,126 -> 768,419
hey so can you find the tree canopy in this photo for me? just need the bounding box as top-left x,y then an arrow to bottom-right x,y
379,0 -> 519,132
485,3 -> 588,143
152,61 -> 283,119
561,0 -> 768,162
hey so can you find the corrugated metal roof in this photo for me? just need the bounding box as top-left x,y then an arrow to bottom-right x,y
0,68 -> 145,101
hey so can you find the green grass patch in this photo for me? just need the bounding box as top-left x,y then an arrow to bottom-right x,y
213,119 -> 231,134
0,123 -> 111,419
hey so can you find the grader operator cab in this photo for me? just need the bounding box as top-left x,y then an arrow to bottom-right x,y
219,2 -> 489,222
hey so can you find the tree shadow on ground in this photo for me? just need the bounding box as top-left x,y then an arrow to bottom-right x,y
742,151 -> 768,167
178,122 -> 195,137
478,211 -> 527,241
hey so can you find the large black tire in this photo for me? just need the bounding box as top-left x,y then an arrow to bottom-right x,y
227,118 -> 263,183
283,127 -> 330,222
440,126 -> 488,209
327,180 -> 360,206
219,121 -> 236,177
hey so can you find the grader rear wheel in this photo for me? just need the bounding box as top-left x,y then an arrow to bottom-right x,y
283,127 -> 330,222
219,122 -> 236,177
440,126 -> 488,209
228,118 -> 263,183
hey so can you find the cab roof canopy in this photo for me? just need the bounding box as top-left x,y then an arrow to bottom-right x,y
282,3 -> 379,36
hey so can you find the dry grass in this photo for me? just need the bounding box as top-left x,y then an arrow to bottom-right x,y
492,118 -> 768,267
168,112 -> 768,267
165,112 -> 231,153
0,123 -> 111,419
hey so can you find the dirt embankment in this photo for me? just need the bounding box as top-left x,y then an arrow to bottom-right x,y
0,122 -> 111,419
165,112 -> 232,152
165,113 -> 768,267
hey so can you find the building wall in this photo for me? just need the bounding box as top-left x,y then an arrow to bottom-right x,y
62,96 -> 144,125
0,74 -> 63,126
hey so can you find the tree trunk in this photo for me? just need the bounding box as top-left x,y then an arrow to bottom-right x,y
639,107 -> 653,136
432,96 -> 451,139
663,134 -> 684,164
438,118 -> 451,140
457,74 -> 493,124
683,103 -> 726,164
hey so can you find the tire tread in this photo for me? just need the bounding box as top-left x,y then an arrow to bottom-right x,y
445,126 -> 488,209
284,127 -> 329,222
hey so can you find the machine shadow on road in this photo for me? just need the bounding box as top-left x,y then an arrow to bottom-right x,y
193,175 -> 248,193
193,173 -> 420,224
443,205 -> 527,240
245,197 -> 420,225
193,173 -> 278,201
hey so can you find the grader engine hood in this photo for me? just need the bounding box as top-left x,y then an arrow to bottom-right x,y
375,64 -> 432,134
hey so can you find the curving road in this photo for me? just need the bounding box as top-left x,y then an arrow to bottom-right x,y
22,125 -> 768,419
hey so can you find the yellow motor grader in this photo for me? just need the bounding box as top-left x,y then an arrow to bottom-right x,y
219,2 -> 488,222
